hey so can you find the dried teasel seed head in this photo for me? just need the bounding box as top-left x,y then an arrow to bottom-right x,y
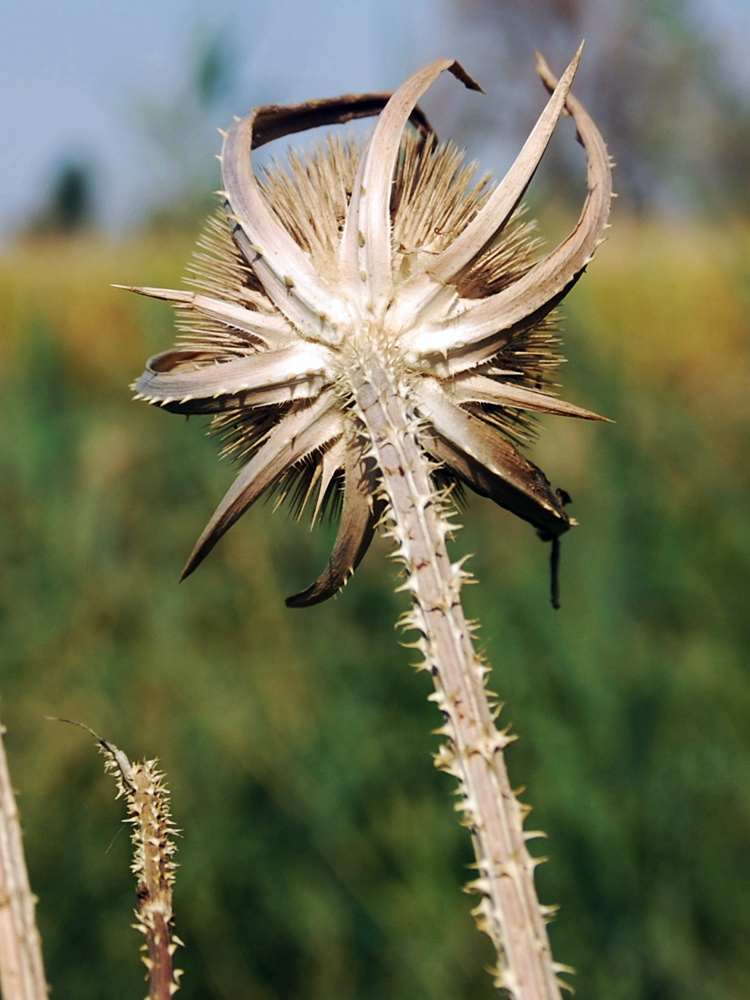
126,48 -> 612,606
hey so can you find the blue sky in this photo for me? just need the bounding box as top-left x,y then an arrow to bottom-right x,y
1,0 -> 438,234
2,0 -> 747,236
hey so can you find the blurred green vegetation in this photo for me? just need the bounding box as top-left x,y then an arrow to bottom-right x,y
1,219 -> 749,1000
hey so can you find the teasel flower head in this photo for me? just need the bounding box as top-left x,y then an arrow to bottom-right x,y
127,47 -> 612,607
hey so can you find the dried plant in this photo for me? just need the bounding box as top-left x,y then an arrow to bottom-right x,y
100,746 -> 182,1000
124,47 -> 612,1000
59,722 -> 182,1000
0,716 -> 48,1000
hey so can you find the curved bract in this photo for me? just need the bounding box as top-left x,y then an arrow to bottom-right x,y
128,50 -> 613,605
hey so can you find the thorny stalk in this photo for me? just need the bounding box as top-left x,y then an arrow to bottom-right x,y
0,716 -> 48,1000
351,353 -> 566,996
61,722 -> 182,1000
126,48 -> 613,1000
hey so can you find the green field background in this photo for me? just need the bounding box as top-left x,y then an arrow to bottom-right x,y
1,218 -> 749,999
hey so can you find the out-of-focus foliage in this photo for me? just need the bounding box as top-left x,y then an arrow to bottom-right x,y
24,160 -> 97,236
449,0 -> 750,214
1,218 -> 749,1000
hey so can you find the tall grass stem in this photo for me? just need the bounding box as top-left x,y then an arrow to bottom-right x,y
0,717 -> 48,1000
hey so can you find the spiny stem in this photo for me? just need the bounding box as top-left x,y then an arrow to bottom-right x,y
124,761 -> 180,1000
57,720 -> 184,1000
350,353 -> 566,1000
101,746 -> 182,1000
0,717 -> 48,1000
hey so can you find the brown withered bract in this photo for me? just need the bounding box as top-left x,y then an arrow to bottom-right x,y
126,49 -> 612,606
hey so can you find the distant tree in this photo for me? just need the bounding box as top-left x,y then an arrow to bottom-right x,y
25,159 -> 96,235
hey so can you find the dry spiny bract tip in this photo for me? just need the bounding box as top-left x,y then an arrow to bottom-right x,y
128,47 -> 612,607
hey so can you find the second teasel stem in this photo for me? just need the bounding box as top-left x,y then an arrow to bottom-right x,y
90,732 -> 182,1000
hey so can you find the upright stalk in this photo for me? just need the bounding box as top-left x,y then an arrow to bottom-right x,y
0,718 -> 48,1000
350,350 -> 566,1000
96,736 -> 181,1000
